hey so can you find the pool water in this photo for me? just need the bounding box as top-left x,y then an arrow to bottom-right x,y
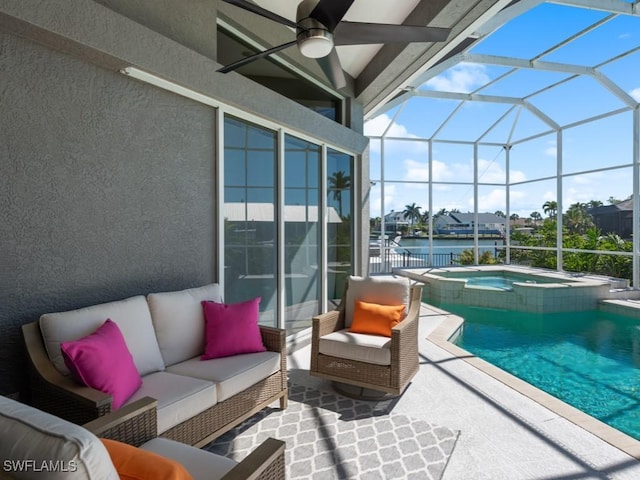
445,303 -> 640,440
465,275 -> 536,290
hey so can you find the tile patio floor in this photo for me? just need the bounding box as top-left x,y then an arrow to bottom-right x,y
287,302 -> 640,479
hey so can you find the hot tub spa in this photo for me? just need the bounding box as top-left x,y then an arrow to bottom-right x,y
400,266 -> 613,313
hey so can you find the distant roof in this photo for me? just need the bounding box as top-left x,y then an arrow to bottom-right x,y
450,212 -> 506,223
590,198 -> 633,215
224,203 -> 342,223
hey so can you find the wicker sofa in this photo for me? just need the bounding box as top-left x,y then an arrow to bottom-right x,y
21,283 -> 288,448
0,394 -> 285,480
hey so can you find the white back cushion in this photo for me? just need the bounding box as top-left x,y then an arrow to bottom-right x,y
0,396 -> 118,480
147,284 -> 223,367
40,296 -> 165,377
345,276 -> 410,327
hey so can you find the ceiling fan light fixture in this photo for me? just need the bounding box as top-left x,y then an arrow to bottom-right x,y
297,29 -> 334,58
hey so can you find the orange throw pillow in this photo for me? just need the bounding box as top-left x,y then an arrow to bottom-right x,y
100,438 -> 193,480
349,300 -> 405,337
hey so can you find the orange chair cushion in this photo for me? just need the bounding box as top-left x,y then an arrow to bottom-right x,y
348,300 -> 406,337
100,438 -> 193,480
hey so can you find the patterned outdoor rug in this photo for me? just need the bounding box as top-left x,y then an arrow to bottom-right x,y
205,383 -> 459,479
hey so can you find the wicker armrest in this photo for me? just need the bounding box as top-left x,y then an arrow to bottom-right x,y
312,310 -> 344,338
22,322 -> 113,423
221,437 -> 285,480
390,285 -> 422,388
259,325 -> 286,354
391,285 -> 422,337
84,397 -> 158,447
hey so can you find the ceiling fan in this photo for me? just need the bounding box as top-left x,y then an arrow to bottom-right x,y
218,0 -> 451,89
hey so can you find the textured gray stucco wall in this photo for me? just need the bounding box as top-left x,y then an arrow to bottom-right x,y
0,33 -> 216,396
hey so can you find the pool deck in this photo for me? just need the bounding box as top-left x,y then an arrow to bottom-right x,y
288,300 -> 640,479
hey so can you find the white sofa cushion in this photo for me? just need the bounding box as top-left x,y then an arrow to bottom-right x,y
147,283 -> 223,367
345,276 -> 410,327
140,438 -> 237,480
0,396 -> 118,480
125,371 -> 217,434
166,351 -> 281,402
40,296 -> 165,377
319,329 -> 392,365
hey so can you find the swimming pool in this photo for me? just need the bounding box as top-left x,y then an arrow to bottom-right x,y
445,302 -> 640,441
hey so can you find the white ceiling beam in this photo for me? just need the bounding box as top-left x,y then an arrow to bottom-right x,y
522,101 -> 561,130
475,0 -> 545,36
364,0 -> 515,119
592,71 -> 639,107
549,0 -> 640,16
463,53 -> 594,75
415,90 -> 524,105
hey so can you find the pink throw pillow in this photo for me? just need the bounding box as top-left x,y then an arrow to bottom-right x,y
201,297 -> 266,360
60,319 -> 142,409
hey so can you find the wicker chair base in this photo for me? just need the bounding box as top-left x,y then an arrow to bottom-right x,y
332,381 -> 402,400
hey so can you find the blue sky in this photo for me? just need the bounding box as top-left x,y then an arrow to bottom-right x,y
364,0 -> 639,219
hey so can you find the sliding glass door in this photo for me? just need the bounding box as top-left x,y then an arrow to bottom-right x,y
223,115 -> 354,331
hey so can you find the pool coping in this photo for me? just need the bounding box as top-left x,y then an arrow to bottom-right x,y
426,304 -> 640,461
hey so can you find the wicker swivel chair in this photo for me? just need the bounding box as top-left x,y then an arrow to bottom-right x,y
310,275 -> 422,398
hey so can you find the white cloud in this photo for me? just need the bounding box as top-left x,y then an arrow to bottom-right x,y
630,88 -> 640,102
431,159 -> 454,182
364,113 -> 413,137
403,159 -> 429,181
424,63 -> 490,93
544,139 -> 557,157
476,189 -> 505,211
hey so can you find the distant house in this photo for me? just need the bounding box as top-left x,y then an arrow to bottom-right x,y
589,198 -> 633,239
434,212 -> 505,236
382,210 -> 409,233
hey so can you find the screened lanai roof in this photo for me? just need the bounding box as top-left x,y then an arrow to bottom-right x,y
366,0 -> 639,145
363,0 -> 639,283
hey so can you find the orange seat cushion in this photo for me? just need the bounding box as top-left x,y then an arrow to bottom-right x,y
100,438 -> 193,480
348,300 -> 406,337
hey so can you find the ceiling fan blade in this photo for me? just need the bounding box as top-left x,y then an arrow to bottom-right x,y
222,0 -> 301,30
217,40 -> 298,73
334,21 -> 451,45
309,0 -> 355,32
317,48 -> 346,89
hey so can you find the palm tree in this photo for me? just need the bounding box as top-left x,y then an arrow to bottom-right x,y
435,208 -> 448,218
402,203 -> 422,227
510,213 -> 520,221
564,202 -> 594,234
328,170 -> 351,218
530,211 -> 542,224
494,210 -> 506,218
542,200 -> 557,218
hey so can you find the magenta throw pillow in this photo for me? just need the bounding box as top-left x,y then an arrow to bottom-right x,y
201,297 -> 266,360
60,319 -> 142,409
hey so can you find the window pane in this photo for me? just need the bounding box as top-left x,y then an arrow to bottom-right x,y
223,116 -> 276,326
327,149 -> 353,303
284,135 -> 321,334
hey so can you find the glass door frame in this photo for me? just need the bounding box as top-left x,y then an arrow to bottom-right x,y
217,108 -> 360,331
